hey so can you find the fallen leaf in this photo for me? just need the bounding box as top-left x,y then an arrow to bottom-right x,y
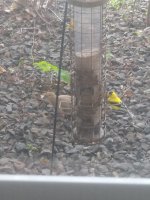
0,66 -> 6,74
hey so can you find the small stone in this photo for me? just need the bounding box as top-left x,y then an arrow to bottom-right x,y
135,121 -> 146,129
95,164 -> 109,173
0,158 -> 10,165
126,133 -> 135,142
15,142 -> 28,153
144,126 -> 150,134
13,160 -> 25,171
31,127 -> 39,133
147,111 -> 150,118
31,127 -> 48,137
6,103 -> 13,113
136,133 -> 143,140
0,119 -> 6,129
41,169 -> 50,175
65,147 -> 80,154
105,137 -> 114,149
135,104 -> 147,112
0,147 -> 4,157
0,106 -> 5,112
40,149 -> 51,158
147,150 -> 150,155
0,165 -> 15,174
141,143 -> 149,151
144,89 -> 150,94
34,117 -> 50,126
133,162 -> 143,170
112,162 -> 130,171
133,80 -> 142,87
79,168 -> 89,176
145,134 -> 150,140
112,171 -> 119,177
8,129 -> 16,136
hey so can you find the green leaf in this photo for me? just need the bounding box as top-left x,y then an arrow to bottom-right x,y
33,60 -> 71,84
51,65 -> 59,72
61,69 -> 71,84
106,50 -> 113,61
109,0 -> 125,10
33,61 -> 59,73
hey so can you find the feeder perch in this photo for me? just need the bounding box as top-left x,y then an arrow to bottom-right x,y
68,0 -> 108,143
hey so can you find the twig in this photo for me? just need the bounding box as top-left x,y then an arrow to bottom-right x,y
48,7 -> 63,22
31,19 -> 36,63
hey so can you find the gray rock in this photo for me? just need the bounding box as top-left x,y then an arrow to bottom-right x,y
6,103 -> 13,113
0,147 -> 4,157
13,160 -> 25,171
0,158 -> 10,165
125,154 -> 137,161
0,106 -> 5,112
133,162 -> 143,170
133,80 -> 143,87
41,169 -> 50,175
144,89 -> 150,94
65,147 -> 80,154
144,126 -> 150,134
134,121 -> 146,130
31,127 -> 50,136
15,142 -> 28,153
113,152 -> 126,161
111,162 -> 132,171
141,143 -> 149,151
83,144 -> 100,155
135,104 -> 147,112
145,134 -> 150,140
95,164 -> 109,173
147,111 -> 150,118
126,133 -> 135,142
55,140 -> 72,148
105,137 -> 114,149
0,165 -> 15,174
78,168 -> 89,176
34,117 -> 50,126
0,119 -> 6,129
40,149 -> 51,157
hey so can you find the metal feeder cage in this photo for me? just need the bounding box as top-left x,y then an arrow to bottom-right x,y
68,0 -> 108,143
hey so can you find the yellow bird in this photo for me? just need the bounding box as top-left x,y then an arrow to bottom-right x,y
107,91 -> 122,110
66,19 -> 74,30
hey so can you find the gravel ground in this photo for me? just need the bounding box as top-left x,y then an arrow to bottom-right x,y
0,0 -> 150,176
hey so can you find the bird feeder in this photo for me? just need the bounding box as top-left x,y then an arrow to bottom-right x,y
68,0 -> 108,143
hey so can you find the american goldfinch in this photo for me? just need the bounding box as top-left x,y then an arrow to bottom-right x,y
66,19 -> 74,30
107,91 -> 135,118
107,91 -> 122,110
41,92 -> 73,116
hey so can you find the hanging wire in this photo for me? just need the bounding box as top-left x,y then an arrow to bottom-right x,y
102,2 -> 108,137
50,0 -> 68,175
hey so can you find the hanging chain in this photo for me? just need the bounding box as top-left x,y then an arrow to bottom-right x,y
50,0 -> 68,175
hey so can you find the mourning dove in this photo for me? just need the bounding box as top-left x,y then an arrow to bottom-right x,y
41,92 -> 73,116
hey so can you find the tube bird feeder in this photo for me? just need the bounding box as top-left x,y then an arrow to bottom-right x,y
69,0 -> 108,143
